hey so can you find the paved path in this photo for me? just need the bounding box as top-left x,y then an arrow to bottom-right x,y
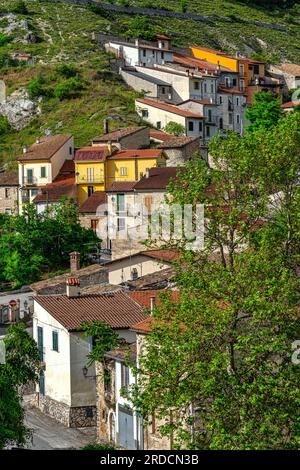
24,399 -> 96,450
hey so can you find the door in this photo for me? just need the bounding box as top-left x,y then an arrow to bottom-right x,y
118,406 -> 136,449
27,169 -> 33,184
37,326 -> 44,361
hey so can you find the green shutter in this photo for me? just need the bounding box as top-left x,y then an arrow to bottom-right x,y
40,167 -> 46,178
52,331 -> 58,352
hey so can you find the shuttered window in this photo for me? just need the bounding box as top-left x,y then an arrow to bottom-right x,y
52,331 -> 59,352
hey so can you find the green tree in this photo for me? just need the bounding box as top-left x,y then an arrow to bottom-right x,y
81,320 -> 119,365
125,16 -> 157,41
164,122 -> 186,136
0,33 -> 11,47
27,76 -> 45,99
245,91 -> 281,132
180,0 -> 188,13
54,77 -> 84,100
131,115 -> 300,449
0,323 -> 40,449
56,64 -> 77,79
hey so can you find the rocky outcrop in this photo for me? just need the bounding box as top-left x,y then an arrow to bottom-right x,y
0,88 -> 41,130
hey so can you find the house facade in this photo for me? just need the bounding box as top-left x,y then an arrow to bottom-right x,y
0,171 -> 19,215
92,127 -> 150,149
17,134 -> 74,212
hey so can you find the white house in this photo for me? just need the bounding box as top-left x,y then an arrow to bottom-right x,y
33,280 -> 148,427
17,134 -> 74,211
105,35 -> 173,68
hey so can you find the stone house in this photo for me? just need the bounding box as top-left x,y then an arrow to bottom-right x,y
0,170 -> 19,215
157,136 -> 200,165
268,63 -> 300,95
33,283 -> 149,428
78,190 -> 107,234
121,68 -> 173,101
92,127 -> 150,150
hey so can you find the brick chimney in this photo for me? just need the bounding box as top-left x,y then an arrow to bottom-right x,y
66,278 -> 81,298
69,251 -> 80,272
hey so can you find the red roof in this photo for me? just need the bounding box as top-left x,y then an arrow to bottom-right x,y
108,149 -> 163,160
133,167 -> 178,190
218,87 -> 244,95
78,191 -> 107,213
106,181 -> 137,192
92,127 -> 147,143
33,159 -> 76,203
74,146 -> 108,161
281,100 -> 300,108
149,129 -> 173,142
128,290 -> 179,310
136,98 -> 204,119
34,291 -> 149,331
173,53 -> 222,72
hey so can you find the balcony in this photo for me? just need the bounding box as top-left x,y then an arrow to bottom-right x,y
22,176 -> 38,185
76,174 -> 105,184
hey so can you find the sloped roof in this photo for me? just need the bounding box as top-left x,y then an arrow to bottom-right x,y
0,171 -> 19,186
74,146 -> 108,161
140,249 -> 180,262
92,127 -> 147,143
78,191 -> 107,213
136,98 -> 204,118
106,181 -> 137,192
128,290 -> 179,309
34,291 -> 148,331
133,167 -> 178,190
158,136 -> 199,149
281,100 -> 300,108
33,159 -> 76,203
149,129 -> 173,142
108,149 -> 163,160
17,134 -> 72,162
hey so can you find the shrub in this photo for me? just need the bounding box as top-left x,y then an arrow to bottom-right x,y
125,16 -> 157,41
0,116 -> 10,136
164,121 -> 186,136
12,1 -> 29,15
54,77 -> 84,100
181,0 -> 188,13
0,33 -> 11,47
56,64 -> 77,79
27,77 -> 45,99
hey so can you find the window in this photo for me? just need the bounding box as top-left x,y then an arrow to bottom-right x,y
240,79 -> 245,91
91,219 -> 98,232
5,188 -> 10,199
143,49 -> 146,57
131,268 -> 138,280
225,77 -> 230,88
239,64 -> 245,76
211,83 -> 214,93
229,113 -> 233,125
40,167 -> 46,178
236,97 -> 239,106
69,146 -> 73,155
219,96 -> 223,104
194,81 -> 200,90
204,83 -> 207,93
199,122 -> 203,132
142,109 -> 148,118
206,126 -> 210,137
117,193 -> 125,213
85,407 -> 94,418
120,167 -> 127,177
121,364 -> 130,390
237,114 -> 240,124
219,118 -> 223,129
52,330 -> 59,352
88,186 -> 94,197
161,86 -> 165,95
232,78 -> 237,87
87,167 -> 94,182
208,110 -> 212,122
253,64 -> 259,75
5,208 -> 11,215
117,218 -> 125,232
188,121 -> 194,132
26,169 -> 34,184
156,121 -> 161,129
161,51 -> 164,60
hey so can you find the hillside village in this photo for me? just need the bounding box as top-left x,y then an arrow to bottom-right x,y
0,0 -> 300,454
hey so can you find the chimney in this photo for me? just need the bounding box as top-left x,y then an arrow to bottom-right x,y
107,140 -> 113,156
150,296 -> 156,314
66,278 -> 81,298
70,251 -> 80,272
103,118 -> 109,134
23,146 -> 28,154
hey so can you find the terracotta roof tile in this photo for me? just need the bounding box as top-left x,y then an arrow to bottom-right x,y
149,129 -> 173,142
93,127 -> 147,143
158,136 -> 199,149
106,181 -> 137,192
128,290 -> 179,309
0,171 -> 19,186
17,134 -> 72,162
108,149 -> 163,160
218,87 -> 244,95
74,146 -> 108,161
78,191 -> 107,213
136,98 -> 204,118
140,250 -> 180,262
133,167 -> 178,190
34,291 -> 148,331
33,159 -> 76,203
281,100 -> 300,108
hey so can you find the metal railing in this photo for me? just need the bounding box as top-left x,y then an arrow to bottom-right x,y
22,176 -> 38,185
76,174 -> 105,184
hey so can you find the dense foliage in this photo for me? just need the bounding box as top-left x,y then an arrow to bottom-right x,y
0,323 -> 40,449
0,200 -> 98,287
245,91 -> 282,132
81,320 -> 120,366
131,111 -> 300,449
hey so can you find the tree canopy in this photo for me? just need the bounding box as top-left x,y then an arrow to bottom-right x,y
245,91 -> 281,133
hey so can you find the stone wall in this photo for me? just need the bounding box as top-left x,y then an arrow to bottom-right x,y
35,393 -> 97,427
95,360 -> 116,444
0,186 -> 18,215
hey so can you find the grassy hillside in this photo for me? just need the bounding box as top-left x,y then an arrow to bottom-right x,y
0,0 -> 300,165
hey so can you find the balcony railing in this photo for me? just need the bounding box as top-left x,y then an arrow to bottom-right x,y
76,174 -> 104,184
22,176 -> 38,185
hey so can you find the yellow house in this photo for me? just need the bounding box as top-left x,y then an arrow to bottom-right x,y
75,146 -> 167,205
